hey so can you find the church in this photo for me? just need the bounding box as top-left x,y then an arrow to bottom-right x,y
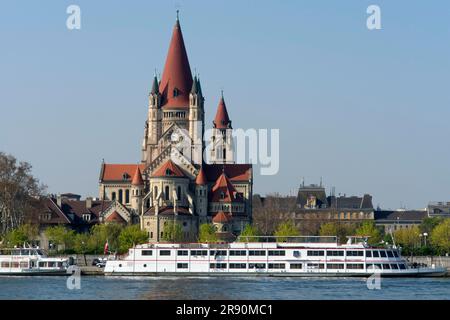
98,15 -> 253,242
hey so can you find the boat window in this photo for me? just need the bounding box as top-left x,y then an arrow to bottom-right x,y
366,250 -> 372,257
191,250 -> 208,256
387,251 -> 394,258
290,263 -> 303,269
249,263 -> 266,269
177,263 -> 188,269
399,264 -> 406,270
11,262 -> 19,268
307,263 -> 325,269
210,263 -> 227,269
229,250 -> 246,256
142,250 -> 153,256
249,250 -> 266,256
366,264 -> 374,269
327,263 -> 344,269
391,264 -> 399,270
347,263 -> 364,269
177,250 -> 188,256
229,263 -> 246,269
1,262 -> 10,268
268,250 -> 285,256
159,250 -> 171,256
393,251 -> 399,258
382,263 -> 391,270
268,263 -> 285,269
374,263 -> 383,270
326,250 -> 344,256
210,250 -> 227,256
19,262 -> 28,268
372,250 -> 380,257
39,262 -> 47,267
22,250 -> 30,256
380,251 -> 387,258
307,250 -> 324,256
346,251 -> 364,257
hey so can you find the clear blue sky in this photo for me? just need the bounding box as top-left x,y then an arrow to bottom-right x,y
1,1 -> 449,209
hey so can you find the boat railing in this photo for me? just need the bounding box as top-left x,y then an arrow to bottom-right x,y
235,236 -> 338,244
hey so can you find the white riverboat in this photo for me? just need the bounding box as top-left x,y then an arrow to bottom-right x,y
0,247 -> 69,275
104,236 -> 447,277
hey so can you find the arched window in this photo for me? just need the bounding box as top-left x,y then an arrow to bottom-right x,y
223,148 -> 226,160
173,88 -> 179,97
177,186 -> 181,200
165,186 -> 170,201
220,192 -> 225,200
111,192 -> 116,201
154,186 -> 158,197
118,189 -> 123,203
125,189 -> 130,204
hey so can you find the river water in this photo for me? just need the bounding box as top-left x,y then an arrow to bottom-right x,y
0,276 -> 449,300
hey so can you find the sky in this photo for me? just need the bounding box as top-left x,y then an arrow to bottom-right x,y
1,1 -> 450,210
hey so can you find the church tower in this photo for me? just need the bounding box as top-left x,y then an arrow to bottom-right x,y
131,167 -> 144,215
210,94 -> 234,164
195,166 -> 208,223
189,76 -> 205,165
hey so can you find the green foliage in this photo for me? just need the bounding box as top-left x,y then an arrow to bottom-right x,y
162,221 -> 184,243
73,233 -> 92,254
118,225 -> 148,253
198,223 -> 218,243
89,223 -> 123,254
319,222 -> 356,243
393,226 -> 421,250
355,221 -> 381,245
44,225 -> 76,252
274,221 -> 300,242
1,224 -> 39,247
420,217 -> 443,234
430,219 -> 450,255
238,224 -> 259,242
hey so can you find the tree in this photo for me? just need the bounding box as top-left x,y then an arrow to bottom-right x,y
44,225 -> 76,252
252,194 -> 296,236
319,222 -> 356,243
355,221 -> 381,245
198,223 -> 218,243
119,225 -> 148,253
393,226 -> 421,250
420,217 -> 443,234
238,224 -> 259,242
89,223 -> 123,253
430,219 -> 450,255
162,220 -> 184,242
274,221 -> 300,242
1,223 -> 39,247
0,152 -> 46,234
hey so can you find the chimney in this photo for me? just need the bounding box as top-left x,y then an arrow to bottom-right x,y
86,197 -> 93,209
56,194 -> 62,208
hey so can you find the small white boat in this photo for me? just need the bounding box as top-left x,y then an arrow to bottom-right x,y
0,247 -> 69,275
104,236 -> 447,277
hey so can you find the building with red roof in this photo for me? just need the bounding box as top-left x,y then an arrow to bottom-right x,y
98,15 -> 252,242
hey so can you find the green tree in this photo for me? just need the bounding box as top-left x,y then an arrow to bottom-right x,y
355,221 -> 381,245
319,222 -> 356,243
89,223 -> 123,254
119,225 -> 148,253
420,217 -> 443,234
44,225 -> 76,252
430,219 -> 450,255
162,220 -> 184,242
393,226 -> 421,250
1,223 -> 39,247
198,223 -> 218,243
238,224 -> 259,242
274,221 -> 300,242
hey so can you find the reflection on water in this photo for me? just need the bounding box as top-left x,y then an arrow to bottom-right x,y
0,276 -> 449,300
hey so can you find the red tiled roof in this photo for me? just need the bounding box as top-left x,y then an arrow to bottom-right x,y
213,96 -> 231,129
204,164 -> 251,182
143,206 -> 191,216
212,211 -> 232,223
195,166 -> 207,185
105,211 -> 127,223
152,160 -> 186,178
210,172 -> 243,202
101,164 -> 145,182
159,19 -> 193,109
131,167 -> 144,186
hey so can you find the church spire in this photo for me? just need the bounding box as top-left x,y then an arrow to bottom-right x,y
151,74 -> 159,95
213,94 -> 231,129
159,14 -> 193,109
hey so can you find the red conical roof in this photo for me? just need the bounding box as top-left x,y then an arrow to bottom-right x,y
212,211 -> 232,223
213,96 -> 231,129
159,18 -> 193,109
131,167 -> 144,186
210,172 -> 241,202
152,160 -> 186,178
195,166 -> 208,185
